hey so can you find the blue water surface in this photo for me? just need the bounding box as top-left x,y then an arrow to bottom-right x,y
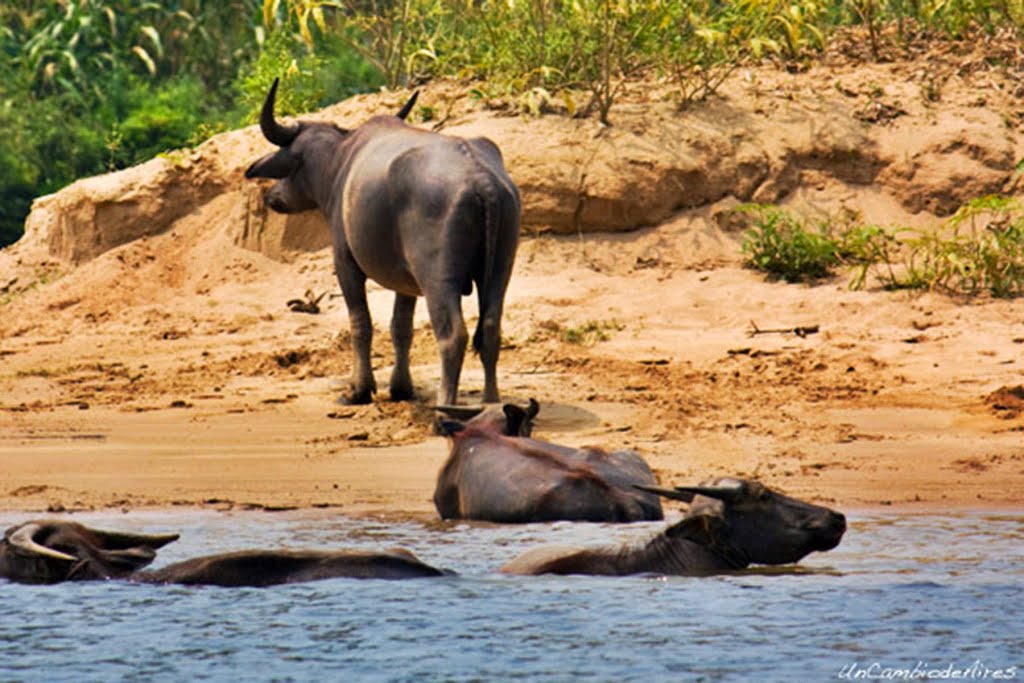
0,511 -> 1020,682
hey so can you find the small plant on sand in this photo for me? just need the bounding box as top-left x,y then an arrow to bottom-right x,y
740,204 -> 840,282
562,319 -> 623,345
834,221 -> 905,290
894,196 -> 1024,297
750,196 -> 1024,298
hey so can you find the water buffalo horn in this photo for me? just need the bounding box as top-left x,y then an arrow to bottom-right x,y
673,483 -> 744,502
7,524 -> 77,562
260,77 -> 301,147
93,529 -> 180,549
633,484 -> 696,503
525,397 -> 540,419
395,90 -> 419,120
433,404 -> 486,421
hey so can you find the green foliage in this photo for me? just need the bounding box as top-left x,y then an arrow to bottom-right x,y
235,29 -> 324,121
0,1 -> 258,247
8,0 -> 263,99
562,319 -> 623,345
745,198 -> 1024,298
834,222 -> 903,290
741,205 -> 841,281
0,1 -> 382,248
2,0 -> 1022,250
116,78 -> 209,164
901,196 -> 1024,297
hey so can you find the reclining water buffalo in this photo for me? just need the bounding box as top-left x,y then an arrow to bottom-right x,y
434,401 -> 664,523
246,79 -> 521,407
0,521 -> 447,586
500,477 -> 846,576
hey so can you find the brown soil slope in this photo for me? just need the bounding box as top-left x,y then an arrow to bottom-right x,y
1,44 -> 1023,517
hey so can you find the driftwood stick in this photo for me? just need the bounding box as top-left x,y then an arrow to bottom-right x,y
747,320 -> 820,338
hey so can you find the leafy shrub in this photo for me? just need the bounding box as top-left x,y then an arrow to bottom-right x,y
234,29 -> 324,122
899,196 -> 1024,297
116,78 -> 209,164
745,198 -> 1024,298
741,205 -> 841,281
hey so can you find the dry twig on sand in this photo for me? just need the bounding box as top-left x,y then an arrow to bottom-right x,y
747,320 -> 820,338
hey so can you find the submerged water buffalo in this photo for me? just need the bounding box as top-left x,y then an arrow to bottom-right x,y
434,401 -> 664,523
0,521 -> 446,586
246,79 -> 521,406
500,477 -> 846,576
134,548 -> 449,586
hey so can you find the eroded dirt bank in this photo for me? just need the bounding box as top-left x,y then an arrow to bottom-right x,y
1,42 -> 1023,517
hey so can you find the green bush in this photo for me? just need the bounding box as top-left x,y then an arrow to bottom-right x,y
3,0 -> 1023,249
0,2 -> 382,248
743,198 -> 1024,298
900,196 -> 1024,298
235,29 -> 324,122
741,205 -> 841,281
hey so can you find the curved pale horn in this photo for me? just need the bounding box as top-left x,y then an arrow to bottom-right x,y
8,524 -> 77,562
433,404 -> 486,421
260,77 -> 301,146
395,91 -> 419,120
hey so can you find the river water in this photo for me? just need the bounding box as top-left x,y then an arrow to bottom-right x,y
1,510 -> 1021,682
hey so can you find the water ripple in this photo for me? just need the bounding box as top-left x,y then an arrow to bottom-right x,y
0,511 -> 1020,682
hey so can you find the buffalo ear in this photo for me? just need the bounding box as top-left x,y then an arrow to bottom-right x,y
501,399 -> 539,436
502,403 -> 535,437
665,514 -> 721,544
245,149 -> 298,179
437,420 -> 466,437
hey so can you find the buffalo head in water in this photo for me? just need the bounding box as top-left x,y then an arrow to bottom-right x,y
434,400 -> 663,523
0,520 -> 179,584
0,520 -> 447,586
501,477 -> 846,575
245,79 -> 521,407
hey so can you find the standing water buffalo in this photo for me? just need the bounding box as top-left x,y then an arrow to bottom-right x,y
0,520 -> 447,586
434,401 -> 664,523
500,477 -> 846,575
245,79 -> 521,406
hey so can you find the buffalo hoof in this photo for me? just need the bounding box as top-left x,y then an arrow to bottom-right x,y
389,385 -> 416,402
336,391 -> 373,406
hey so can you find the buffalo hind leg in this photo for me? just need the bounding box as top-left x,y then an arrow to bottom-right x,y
425,292 -> 468,406
474,302 -> 502,404
389,294 -> 416,401
335,248 -> 376,404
